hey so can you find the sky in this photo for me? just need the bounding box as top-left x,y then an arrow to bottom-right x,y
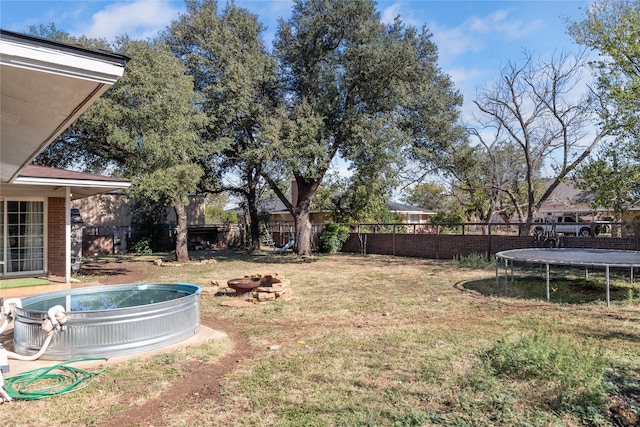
1,0 -> 596,196
1,0 -> 593,117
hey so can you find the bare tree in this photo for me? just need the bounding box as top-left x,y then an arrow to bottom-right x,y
474,50 -> 610,231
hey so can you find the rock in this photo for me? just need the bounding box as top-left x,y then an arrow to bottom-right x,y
200,286 -> 219,295
153,259 -> 163,266
210,279 -> 227,287
257,292 -> 276,302
277,289 -> 293,300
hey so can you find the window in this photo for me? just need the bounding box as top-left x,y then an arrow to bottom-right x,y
0,202 -> 3,275
1,200 -> 44,275
408,214 -> 423,224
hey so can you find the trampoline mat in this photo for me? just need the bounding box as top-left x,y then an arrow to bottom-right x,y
495,248 -> 640,268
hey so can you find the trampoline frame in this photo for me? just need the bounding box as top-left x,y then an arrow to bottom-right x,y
495,248 -> 640,307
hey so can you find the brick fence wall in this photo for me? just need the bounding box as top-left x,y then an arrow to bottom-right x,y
341,233 -> 640,259
48,197 -> 66,276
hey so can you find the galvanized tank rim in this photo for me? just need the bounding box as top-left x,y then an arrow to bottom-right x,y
12,283 -> 202,360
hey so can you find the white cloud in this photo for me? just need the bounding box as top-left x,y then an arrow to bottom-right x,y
431,23 -> 483,62
380,1 -> 423,27
431,8 -> 543,66
77,1 -> 183,41
381,2 -> 404,24
446,66 -> 484,89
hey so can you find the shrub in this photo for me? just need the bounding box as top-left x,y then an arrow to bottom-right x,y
318,223 -> 350,253
480,329 -> 612,422
131,238 -> 153,254
451,253 -> 492,268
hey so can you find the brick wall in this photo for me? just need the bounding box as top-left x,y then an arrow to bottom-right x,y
48,197 -> 66,276
341,232 -> 639,259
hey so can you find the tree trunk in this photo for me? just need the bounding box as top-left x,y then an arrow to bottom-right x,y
247,200 -> 261,252
293,209 -> 313,256
261,174 -> 323,256
245,168 -> 262,252
292,179 -> 319,256
174,204 -> 189,263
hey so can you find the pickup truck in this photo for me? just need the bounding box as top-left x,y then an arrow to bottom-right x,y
533,216 -> 608,236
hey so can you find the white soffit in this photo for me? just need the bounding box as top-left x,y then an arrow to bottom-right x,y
13,175 -> 131,189
1,38 -> 125,84
0,30 -> 128,184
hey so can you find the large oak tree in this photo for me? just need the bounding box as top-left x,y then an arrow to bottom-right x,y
35,31 -> 207,262
262,0 -> 462,255
165,0 -> 280,252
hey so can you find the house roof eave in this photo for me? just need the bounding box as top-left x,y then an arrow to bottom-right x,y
1,29 -> 129,184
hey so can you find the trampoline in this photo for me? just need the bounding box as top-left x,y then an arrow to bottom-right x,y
495,248 -> 640,307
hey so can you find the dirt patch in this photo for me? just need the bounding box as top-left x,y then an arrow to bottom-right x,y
76,262 -> 257,427
98,317 -> 253,427
76,261 -> 158,285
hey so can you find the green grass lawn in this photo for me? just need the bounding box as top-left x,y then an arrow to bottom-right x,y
0,277 -> 50,289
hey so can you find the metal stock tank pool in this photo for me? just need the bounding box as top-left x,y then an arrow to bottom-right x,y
12,283 -> 201,360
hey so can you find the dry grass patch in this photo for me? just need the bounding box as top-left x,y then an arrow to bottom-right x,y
1,251 -> 638,426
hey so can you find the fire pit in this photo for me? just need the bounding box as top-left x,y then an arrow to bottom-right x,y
227,277 -> 262,295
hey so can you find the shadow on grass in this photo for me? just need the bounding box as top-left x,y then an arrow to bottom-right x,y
208,249 -> 322,264
460,273 -> 639,306
77,264 -> 133,277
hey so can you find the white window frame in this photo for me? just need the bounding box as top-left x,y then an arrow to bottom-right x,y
0,197 -> 47,277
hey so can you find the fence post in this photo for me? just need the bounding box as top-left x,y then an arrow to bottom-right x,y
392,224 -> 396,256
487,223 -> 492,260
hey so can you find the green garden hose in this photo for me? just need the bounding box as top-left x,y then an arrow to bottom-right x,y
2,358 -> 108,400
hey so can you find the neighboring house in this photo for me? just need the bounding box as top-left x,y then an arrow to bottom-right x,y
258,196 -> 434,225
72,193 -> 205,227
71,193 -> 206,254
387,202 -> 435,224
0,29 -> 129,282
251,181 -> 435,226
485,180 -> 640,224
537,180 -> 640,222
261,195 -> 330,224
536,181 -> 601,217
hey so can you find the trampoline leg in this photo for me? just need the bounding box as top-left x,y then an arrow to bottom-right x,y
495,257 -> 499,288
546,263 -> 550,303
510,262 -> 514,283
585,268 -> 589,280
606,265 -> 610,308
504,258 -> 509,294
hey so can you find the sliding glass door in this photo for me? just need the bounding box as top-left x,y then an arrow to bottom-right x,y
0,202 -> 3,275
1,199 -> 45,276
